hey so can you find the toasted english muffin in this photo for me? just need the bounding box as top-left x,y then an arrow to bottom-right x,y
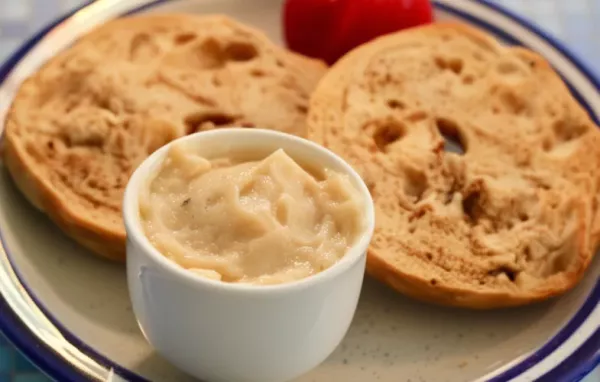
308,22 -> 600,309
3,13 -> 327,261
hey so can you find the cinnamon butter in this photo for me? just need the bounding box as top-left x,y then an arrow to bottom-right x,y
139,143 -> 365,285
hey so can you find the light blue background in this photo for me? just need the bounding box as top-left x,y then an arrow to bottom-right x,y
0,0 -> 598,381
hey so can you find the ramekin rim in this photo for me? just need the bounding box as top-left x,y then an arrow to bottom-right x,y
122,128 -> 375,295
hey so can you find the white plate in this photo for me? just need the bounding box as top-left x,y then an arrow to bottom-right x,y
0,0 -> 598,381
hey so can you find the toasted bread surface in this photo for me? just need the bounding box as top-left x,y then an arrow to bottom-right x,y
3,13 -> 327,261
308,22 -> 600,308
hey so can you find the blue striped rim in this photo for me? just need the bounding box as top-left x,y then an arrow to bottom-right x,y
0,279 -> 91,382
537,328 -> 600,382
0,0 -> 597,381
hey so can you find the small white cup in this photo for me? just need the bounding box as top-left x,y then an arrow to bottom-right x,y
123,128 -> 375,382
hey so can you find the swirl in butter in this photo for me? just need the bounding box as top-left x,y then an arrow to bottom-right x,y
139,144 -> 365,285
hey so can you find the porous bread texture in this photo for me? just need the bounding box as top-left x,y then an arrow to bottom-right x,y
308,22 -> 600,309
3,13 -> 327,261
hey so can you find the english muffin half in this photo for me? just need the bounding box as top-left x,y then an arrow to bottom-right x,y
308,22 -> 600,308
3,13 -> 327,261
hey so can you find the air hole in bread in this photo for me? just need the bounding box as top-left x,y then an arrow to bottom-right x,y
184,112 -> 236,134
553,120 -> 587,142
488,266 -> 517,282
436,118 -> 465,154
224,42 -> 258,62
296,104 -> 308,114
387,99 -> 405,110
434,56 -> 463,75
196,38 -> 227,69
449,60 -> 463,74
408,207 -> 427,223
499,90 -> 527,115
444,178 -> 462,205
88,178 -> 103,190
25,143 -> 41,158
430,278 -> 438,286
524,247 -> 532,261
174,33 -> 196,45
130,33 -> 160,61
425,252 -> 433,261
372,120 -> 405,152
250,68 -> 266,77
403,168 -> 427,203
463,74 -> 475,85
462,188 -> 482,223
497,60 -> 522,75
518,213 -> 529,222
546,105 -> 558,117
551,247 -> 572,274
365,180 -> 376,196
443,191 -> 454,205
542,138 -> 553,151
406,110 -> 428,123
238,121 -> 256,128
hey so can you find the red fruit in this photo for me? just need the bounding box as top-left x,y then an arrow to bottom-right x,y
283,0 -> 434,65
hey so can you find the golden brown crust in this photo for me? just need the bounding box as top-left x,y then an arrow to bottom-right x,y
3,13 -> 327,261
308,22 -> 600,308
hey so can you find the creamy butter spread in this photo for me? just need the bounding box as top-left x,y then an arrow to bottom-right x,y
139,143 -> 365,285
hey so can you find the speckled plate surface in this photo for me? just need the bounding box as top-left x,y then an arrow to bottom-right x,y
0,0 -> 598,381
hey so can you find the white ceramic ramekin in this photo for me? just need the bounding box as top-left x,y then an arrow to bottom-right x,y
123,128 -> 375,382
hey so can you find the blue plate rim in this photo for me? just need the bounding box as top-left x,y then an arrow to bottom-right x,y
0,0 -> 598,381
